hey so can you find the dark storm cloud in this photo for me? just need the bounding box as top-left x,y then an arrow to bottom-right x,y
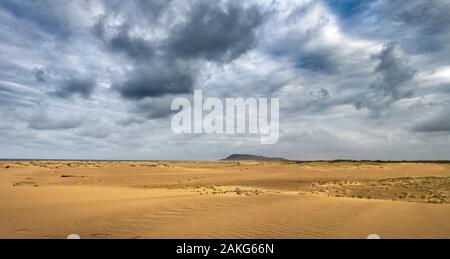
396,0 -> 450,36
380,0 -> 450,53
134,0 -> 174,21
94,20 -> 154,61
77,126 -> 113,139
265,5 -> 339,74
294,51 -> 337,73
314,88 -> 330,100
270,47 -> 339,74
167,1 -> 265,63
354,43 -> 417,114
133,97 -> 177,119
27,113 -> 83,131
116,117 -> 146,126
51,76 -> 96,99
281,87 -> 335,115
28,119 -> 82,131
96,0 -> 265,102
32,68 -> 46,82
371,43 -> 416,100
101,0 -> 173,23
413,112 -> 450,133
114,62 -> 196,99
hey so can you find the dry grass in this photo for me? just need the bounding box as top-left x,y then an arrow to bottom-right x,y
307,177 -> 450,204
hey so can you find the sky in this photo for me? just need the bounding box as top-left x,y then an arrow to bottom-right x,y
1,0 -> 450,161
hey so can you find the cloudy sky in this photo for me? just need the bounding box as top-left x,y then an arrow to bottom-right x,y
1,0 -> 450,160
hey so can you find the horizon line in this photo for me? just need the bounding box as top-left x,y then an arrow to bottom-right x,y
1,158 -> 450,163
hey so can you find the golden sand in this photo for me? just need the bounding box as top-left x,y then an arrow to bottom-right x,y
1,161 -> 449,238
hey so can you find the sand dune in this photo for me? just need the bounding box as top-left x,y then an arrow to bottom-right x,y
1,161 -> 449,239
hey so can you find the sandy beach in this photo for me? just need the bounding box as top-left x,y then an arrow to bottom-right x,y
1,161 -> 449,239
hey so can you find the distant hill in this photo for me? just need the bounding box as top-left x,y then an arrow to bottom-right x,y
220,154 -> 288,161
